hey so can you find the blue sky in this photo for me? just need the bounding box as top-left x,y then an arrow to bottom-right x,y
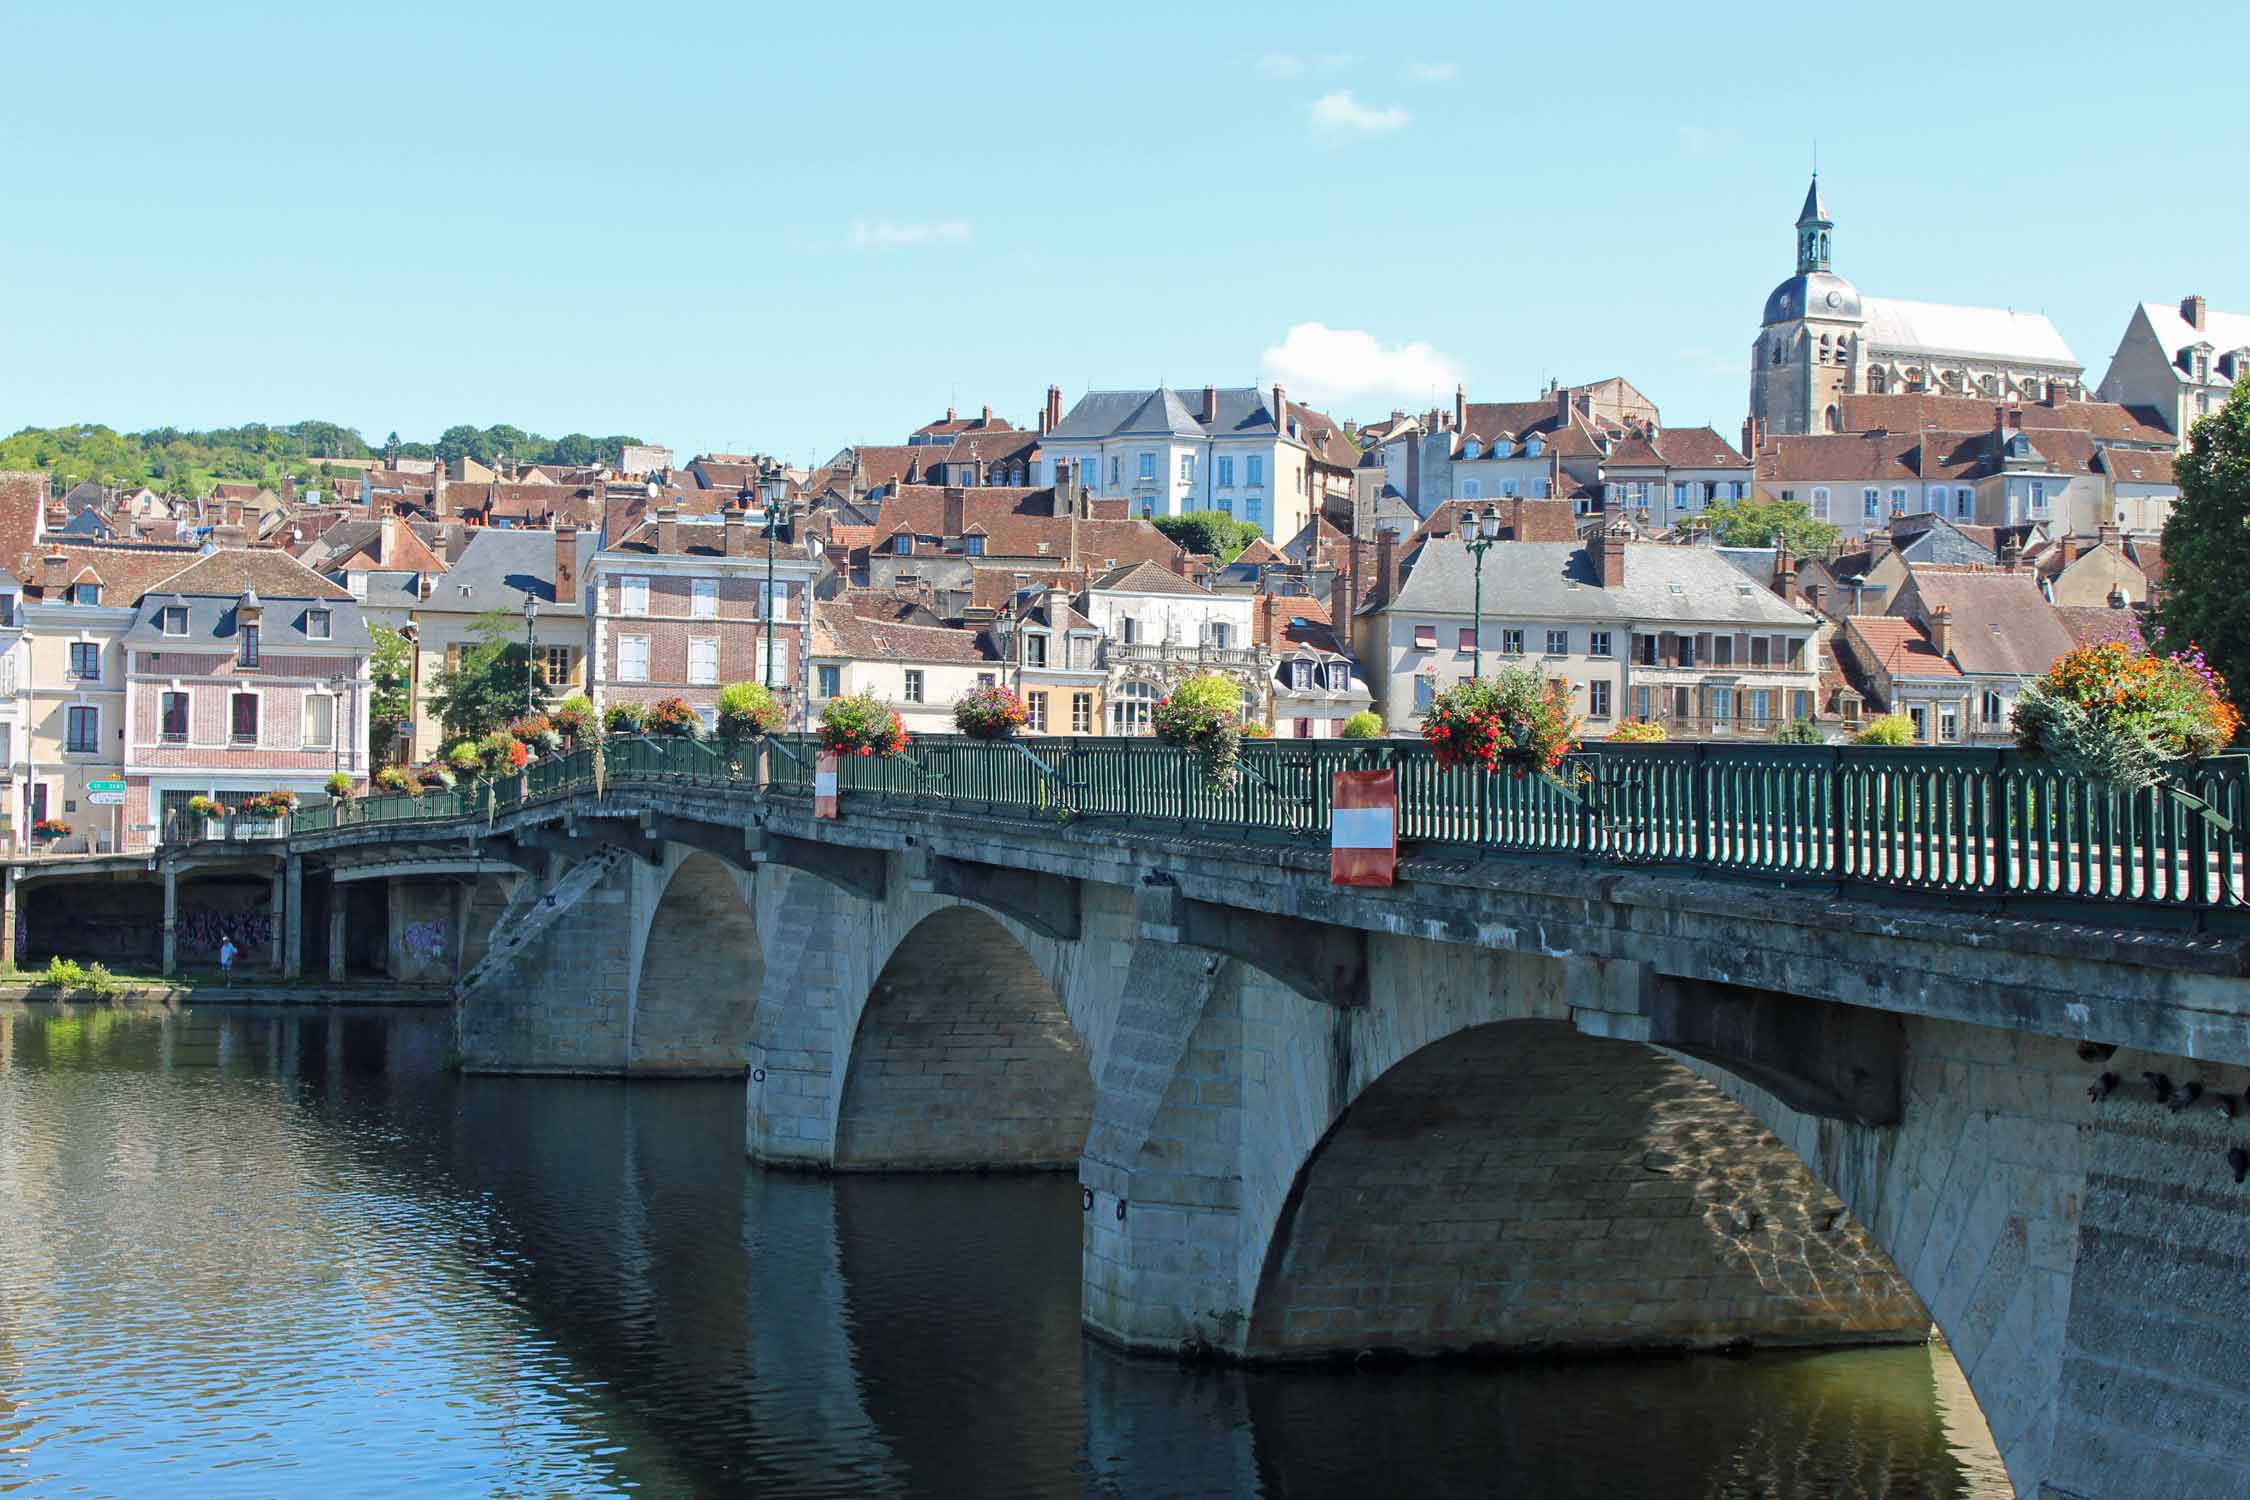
2,0 -> 2241,464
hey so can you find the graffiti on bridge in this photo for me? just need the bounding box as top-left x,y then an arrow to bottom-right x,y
402,921 -> 447,964
178,909 -> 273,954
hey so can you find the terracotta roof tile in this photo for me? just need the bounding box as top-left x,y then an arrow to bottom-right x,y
811,601 -> 999,664
144,547 -> 352,601
1843,615 -> 1962,679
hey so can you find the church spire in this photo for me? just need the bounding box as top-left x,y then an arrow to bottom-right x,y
1796,173 -> 1832,274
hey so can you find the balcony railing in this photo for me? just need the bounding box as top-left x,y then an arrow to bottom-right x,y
1106,641 -> 1268,671
265,733 -> 2250,919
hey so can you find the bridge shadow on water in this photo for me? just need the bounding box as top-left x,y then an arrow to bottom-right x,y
0,1004 -> 2007,1499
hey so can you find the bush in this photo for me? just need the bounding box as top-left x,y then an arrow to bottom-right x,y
1340,711 -> 1385,740
604,702 -> 647,737
2012,642 -> 2241,791
38,957 -> 120,996
373,767 -> 419,796
1153,671 -> 1244,790
184,795 -> 225,819
717,681 -> 784,742
1240,721 -> 1272,739
552,695 -> 596,744
1854,713 -> 1917,746
447,742 -> 485,774
324,771 -> 357,801
953,683 -> 1029,741
1420,668 -> 1581,782
818,692 -> 908,757
1770,718 -> 1826,745
506,713 -> 552,743
1607,718 -> 1669,743
643,697 -> 703,738
238,789 -> 298,816
477,730 -> 531,772
417,764 -> 456,791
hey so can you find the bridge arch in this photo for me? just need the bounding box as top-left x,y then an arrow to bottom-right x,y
631,851 -> 762,1076
1246,1018 -> 1928,1361
834,905 -> 1094,1170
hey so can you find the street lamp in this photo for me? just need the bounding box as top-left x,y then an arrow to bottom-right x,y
523,594 -> 539,714
327,672 -> 351,777
758,499 -> 785,692
1466,504 -> 1503,679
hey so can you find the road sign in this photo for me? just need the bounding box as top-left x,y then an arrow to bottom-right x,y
86,790 -> 124,806
87,779 -> 125,793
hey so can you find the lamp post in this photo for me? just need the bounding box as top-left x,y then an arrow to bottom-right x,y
761,500 -> 784,692
1466,504 -> 1503,680
522,594 -> 539,714
327,673 -> 351,777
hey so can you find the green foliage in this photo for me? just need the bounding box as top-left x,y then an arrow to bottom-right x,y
0,419 -> 647,497
2011,642 -> 2239,792
1340,710 -> 1385,739
368,624 -> 414,754
1854,712 -> 1917,746
237,790 -> 298,816
446,743 -> 485,774
1168,671 -> 1244,716
1770,717 -> 1826,745
428,611 -> 534,742
1608,718 -> 1669,743
185,794 -> 224,818
818,693 -> 909,756
718,681 -> 784,741
476,730 -> 531,772
373,766 -> 418,796
1696,496 -> 1841,555
37,957 -> 121,996
1419,668 -> 1581,782
2157,375 -> 2250,697
644,697 -> 702,738
551,695 -> 596,743
1150,510 -> 1268,563
1153,672 -> 1245,789
605,702 -> 648,736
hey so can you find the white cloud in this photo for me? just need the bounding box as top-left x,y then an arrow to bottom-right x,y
1257,50 -> 1360,77
1310,89 -> 1408,134
847,218 -> 971,252
1409,61 -> 1458,81
1261,322 -> 1466,406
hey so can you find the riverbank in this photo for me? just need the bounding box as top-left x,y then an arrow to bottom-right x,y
0,972 -> 450,1007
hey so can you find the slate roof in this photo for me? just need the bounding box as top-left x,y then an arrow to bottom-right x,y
1048,387 -> 1291,443
1387,539 -> 1816,627
424,527 -> 599,614
122,583 -> 372,652
1858,297 -> 2080,368
2131,300 -> 2250,382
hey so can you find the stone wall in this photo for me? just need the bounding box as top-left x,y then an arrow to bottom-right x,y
630,852 -> 759,1077
834,906 -> 1092,1170
387,878 -> 458,983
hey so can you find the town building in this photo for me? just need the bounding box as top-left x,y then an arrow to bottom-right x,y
1081,560 -> 1268,733
404,525 -> 597,758
2097,295 -> 2250,442
1751,176 -> 2084,437
807,603 -> 1002,736
586,506 -> 820,733
1254,593 -> 1371,738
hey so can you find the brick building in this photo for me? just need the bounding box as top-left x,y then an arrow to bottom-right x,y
586,506 -> 821,731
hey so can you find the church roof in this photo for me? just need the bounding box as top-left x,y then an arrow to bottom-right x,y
2132,300 -> 2250,373
1798,174 -> 1828,225
1859,297 -> 2080,371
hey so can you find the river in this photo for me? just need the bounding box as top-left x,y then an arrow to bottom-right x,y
0,1004 -> 2009,1498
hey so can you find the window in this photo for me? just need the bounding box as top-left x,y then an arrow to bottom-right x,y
965,535 -> 985,557
618,635 -> 650,682
1071,692 -> 1092,732
1413,676 -> 1436,711
347,572 -> 368,598
1026,690 -> 1047,731
1939,707 -> 1960,742
1634,686 -> 1652,720
1863,488 -> 1880,518
902,669 -> 924,703
1808,487 -> 1829,519
1120,616 -> 1137,645
817,664 -> 841,698
1218,457 -> 1235,487
1672,481 -> 1687,508
68,642 -> 99,680
159,690 -> 188,742
2029,481 -> 2048,513
1908,705 -> 1928,741
691,578 -> 718,619
1890,487 -> 1908,514
1956,488 -> 1973,519
762,581 -> 789,621
1024,633 -> 1048,668
1713,635 -> 1734,666
302,693 -> 335,749
1981,689 -> 2005,726
159,605 -> 187,636
1108,456 -> 1120,487
1588,680 -> 1612,718
229,692 -> 259,744
1457,627 -> 1477,653
1293,660 -> 1313,690
66,705 -> 99,754
1532,478 -> 1551,499
1545,629 -> 1568,656
238,624 -> 260,667
894,533 -> 913,555
1501,479 -> 1518,498
1245,496 -> 1262,525
71,583 -> 99,605
688,637 -> 718,685
1246,456 -> 1264,487
1210,622 -> 1231,649
1748,689 -> 1772,726
1179,454 -> 1194,482
1460,479 -> 1480,499
1501,628 -> 1525,655
1677,637 -> 1697,668
761,636 -> 785,684
1325,663 -> 1349,691
620,575 -> 650,615
542,645 -> 574,687
1928,485 -> 1947,510
1712,687 -> 1734,726
1414,624 -> 1438,651
1590,631 -> 1612,658
1138,452 -> 1156,480
975,671 -> 996,689
1111,680 -> 1157,734
1636,634 -> 1658,666
306,609 -> 332,641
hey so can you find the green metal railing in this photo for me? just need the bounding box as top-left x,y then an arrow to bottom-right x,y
275,734 -> 2250,918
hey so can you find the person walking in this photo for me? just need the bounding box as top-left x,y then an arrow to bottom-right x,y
218,934 -> 238,989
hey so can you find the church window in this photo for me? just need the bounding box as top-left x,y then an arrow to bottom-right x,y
1869,366 -> 1888,393
1824,405 -> 1841,433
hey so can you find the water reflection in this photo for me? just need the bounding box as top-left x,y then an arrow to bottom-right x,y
0,1005 -> 2007,1498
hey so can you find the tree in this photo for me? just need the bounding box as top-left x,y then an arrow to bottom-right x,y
1770,717 -> 1826,744
427,611 -> 535,742
1151,510 -> 1267,563
2158,376 -> 2250,697
1696,496 -> 1840,555
367,623 -> 415,760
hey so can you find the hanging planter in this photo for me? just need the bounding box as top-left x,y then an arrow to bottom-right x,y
2012,642 -> 2240,794
953,684 -> 1029,741
1420,667 -> 1583,785
819,692 -> 909,758
1152,672 -> 1244,791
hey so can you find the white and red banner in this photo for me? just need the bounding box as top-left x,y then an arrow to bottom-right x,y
1330,770 -> 1397,887
814,751 -> 840,819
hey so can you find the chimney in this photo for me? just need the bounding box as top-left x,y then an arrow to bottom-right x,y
906,453 -> 922,485
942,486 -> 966,537
2057,533 -> 2078,567
945,405 -> 957,424
1045,384 -> 1063,432
2182,295 -> 2208,332
1593,524 -> 1626,589
1999,534 -> 2023,569
380,511 -> 403,566
44,500 -> 65,534
1272,383 -> 1288,437
725,505 -> 747,558
1804,580 -> 1824,613
656,505 -> 679,555
1556,387 -> 1574,427
1773,543 -> 1797,602
1509,495 -> 1527,540
980,404 -> 992,425
282,473 -> 296,507
2007,407 -> 2023,432
1454,382 -> 1466,434
554,522 -> 579,604
2098,522 -> 2122,548
41,549 -> 68,592
1929,604 -> 1952,660
1866,530 -> 1893,562
1203,384 -> 1219,425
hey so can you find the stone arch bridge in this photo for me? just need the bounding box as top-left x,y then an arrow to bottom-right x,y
119,763 -> 2250,1497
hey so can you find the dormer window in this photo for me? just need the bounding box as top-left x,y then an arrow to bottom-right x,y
71,583 -> 99,606
160,605 -> 187,636
1461,441 -> 1482,460
239,624 -> 260,667
1524,437 -> 1543,458
347,572 -> 368,597
964,535 -> 985,557
1291,660 -> 1312,691
894,533 -> 913,555
307,609 -> 332,641
1326,662 -> 1350,691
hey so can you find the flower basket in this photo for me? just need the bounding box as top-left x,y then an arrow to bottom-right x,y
1420,668 -> 1581,784
374,766 -> 419,796
717,682 -> 783,743
953,684 -> 1029,741
551,696 -> 596,745
644,696 -> 703,739
818,692 -> 908,758
31,818 -> 70,840
325,772 -> 358,802
604,702 -> 647,737
238,789 -> 298,817
2012,642 -> 2240,794
1607,718 -> 1668,743
1152,672 -> 1244,790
